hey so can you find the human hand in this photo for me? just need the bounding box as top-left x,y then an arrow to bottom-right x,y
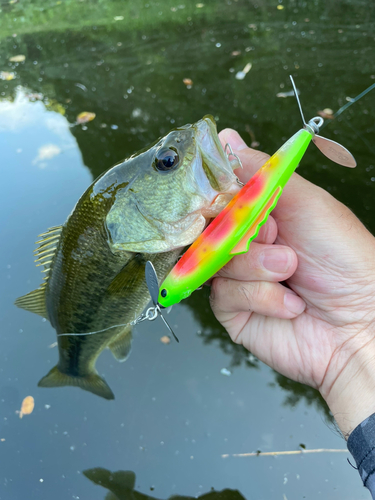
210,129 -> 375,436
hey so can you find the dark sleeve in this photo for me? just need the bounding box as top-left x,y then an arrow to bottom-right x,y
347,412 -> 375,498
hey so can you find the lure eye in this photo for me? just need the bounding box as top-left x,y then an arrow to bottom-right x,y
161,289 -> 167,298
154,148 -> 179,172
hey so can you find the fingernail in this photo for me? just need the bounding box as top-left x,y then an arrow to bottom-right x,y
260,247 -> 293,273
284,290 -> 306,315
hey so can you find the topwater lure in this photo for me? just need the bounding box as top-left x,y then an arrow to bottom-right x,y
143,76 -> 357,330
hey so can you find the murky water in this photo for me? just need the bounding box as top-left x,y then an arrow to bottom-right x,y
1,1 -> 374,498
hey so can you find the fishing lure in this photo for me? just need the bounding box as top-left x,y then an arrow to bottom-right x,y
143,76 -> 357,332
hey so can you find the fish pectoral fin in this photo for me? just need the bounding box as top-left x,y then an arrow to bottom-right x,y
38,365 -> 114,400
14,286 -> 48,318
108,328 -> 132,362
107,253 -> 145,295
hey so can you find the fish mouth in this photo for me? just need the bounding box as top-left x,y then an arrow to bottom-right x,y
193,115 -> 241,219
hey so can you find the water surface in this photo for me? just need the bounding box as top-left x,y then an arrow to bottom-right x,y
1,1 -> 374,499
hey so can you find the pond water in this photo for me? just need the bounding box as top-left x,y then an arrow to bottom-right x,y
1,1 -> 374,499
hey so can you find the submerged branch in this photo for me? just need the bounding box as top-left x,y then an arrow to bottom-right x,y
222,448 -> 348,458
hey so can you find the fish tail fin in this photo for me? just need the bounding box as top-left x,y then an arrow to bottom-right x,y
38,365 -> 114,400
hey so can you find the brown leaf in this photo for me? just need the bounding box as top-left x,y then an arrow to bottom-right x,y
76,111 -> 96,124
317,108 -> 334,119
19,396 -> 35,418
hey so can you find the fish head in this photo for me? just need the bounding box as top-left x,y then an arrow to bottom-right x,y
104,116 -> 241,253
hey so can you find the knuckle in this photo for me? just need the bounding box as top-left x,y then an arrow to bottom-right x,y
217,261 -> 233,278
210,277 -> 225,305
253,281 -> 270,304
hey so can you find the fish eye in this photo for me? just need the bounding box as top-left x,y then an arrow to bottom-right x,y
154,147 -> 179,172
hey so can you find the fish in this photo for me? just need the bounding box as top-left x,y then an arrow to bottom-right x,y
82,467 -> 246,500
15,116 -> 240,400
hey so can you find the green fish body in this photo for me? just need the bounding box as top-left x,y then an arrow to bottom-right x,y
16,116 -> 240,399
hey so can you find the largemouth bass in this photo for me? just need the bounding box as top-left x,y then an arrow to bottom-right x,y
83,467 -> 246,500
15,116 -> 240,400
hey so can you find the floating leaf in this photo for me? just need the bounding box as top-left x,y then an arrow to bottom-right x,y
0,71 -> 15,81
19,396 -> 34,418
45,99 -> 66,115
235,63 -> 252,80
318,108 -> 334,119
183,78 -> 193,86
77,111 -> 96,124
276,90 -> 299,98
160,336 -> 171,344
277,4 -> 284,9
9,54 -> 25,63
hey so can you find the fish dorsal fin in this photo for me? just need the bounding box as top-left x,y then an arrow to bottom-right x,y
34,225 -> 63,277
14,286 -> 48,317
15,225 -> 62,318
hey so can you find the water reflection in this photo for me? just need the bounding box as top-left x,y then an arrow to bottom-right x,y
83,468 -> 246,500
185,287 -> 333,420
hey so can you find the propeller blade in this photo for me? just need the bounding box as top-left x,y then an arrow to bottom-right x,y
145,261 -> 160,306
313,135 -> 356,168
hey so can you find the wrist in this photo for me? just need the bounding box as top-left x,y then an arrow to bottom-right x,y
322,332 -> 375,438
